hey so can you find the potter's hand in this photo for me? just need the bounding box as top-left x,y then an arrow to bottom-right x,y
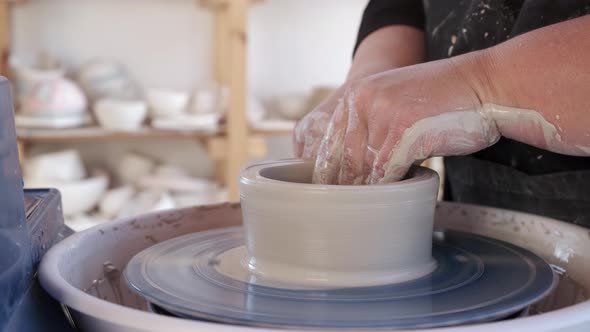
294,85 -> 349,158
294,25 -> 426,161
309,56 -> 498,185
305,15 -> 590,185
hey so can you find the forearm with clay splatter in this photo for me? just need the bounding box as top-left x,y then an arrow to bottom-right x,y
472,15 -> 590,156
299,16 -> 590,185
372,16 -> 590,184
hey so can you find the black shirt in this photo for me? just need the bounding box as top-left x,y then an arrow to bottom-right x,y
355,0 -> 590,175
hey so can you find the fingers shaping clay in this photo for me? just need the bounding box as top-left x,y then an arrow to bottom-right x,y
239,159 -> 440,287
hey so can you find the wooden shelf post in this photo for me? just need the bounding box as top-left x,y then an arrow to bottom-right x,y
224,0 -> 249,201
0,1 -> 11,77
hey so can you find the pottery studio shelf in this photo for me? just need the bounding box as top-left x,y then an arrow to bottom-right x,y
2,0 -> 278,200
16,126 -> 292,187
16,127 -> 225,143
16,126 -> 292,144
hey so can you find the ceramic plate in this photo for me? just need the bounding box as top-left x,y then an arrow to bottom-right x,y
124,227 -> 556,329
15,113 -> 91,129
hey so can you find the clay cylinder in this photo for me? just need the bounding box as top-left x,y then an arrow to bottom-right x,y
239,159 -> 439,288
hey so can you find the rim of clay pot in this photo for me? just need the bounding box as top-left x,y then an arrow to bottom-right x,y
240,158 -> 438,193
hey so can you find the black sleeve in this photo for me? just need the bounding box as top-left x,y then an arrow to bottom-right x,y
354,0 -> 425,54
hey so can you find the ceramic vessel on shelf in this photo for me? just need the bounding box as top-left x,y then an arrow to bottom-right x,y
137,174 -> 219,194
146,89 -> 189,118
117,191 -> 176,219
172,189 -> 228,208
65,213 -> 108,232
24,150 -> 86,182
19,78 -> 87,117
10,55 -> 65,104
273,94 -> 310,120
99,186 -> 136,219
153,164 -> 189,177
150,113 -> 220,132
239,159 -> 440,287
306,85 -> 336,111
94,99 -> 148,131
25,174 -> 109,217
77,60 -> 142,102
117,153 -> 156,186
15,113 -> 92,129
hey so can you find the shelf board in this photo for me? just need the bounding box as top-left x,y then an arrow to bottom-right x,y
16,125 -> 293,143
16,126 -> 223,143
251,128 -> 293,136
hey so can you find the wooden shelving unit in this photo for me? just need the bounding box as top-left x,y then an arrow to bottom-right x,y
1,0 -> 292,201
16,127 -> 224,143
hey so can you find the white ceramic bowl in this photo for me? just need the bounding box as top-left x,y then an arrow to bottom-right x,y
24,149 -> 86,182
94,99 -> 147,131
15,113 -> 92,129
150,113 -> 220,132
146,89 -> 189,118
117,153 -> 156,186
306,86 -> 336,110
99,186 -> 136,219
137,174 -> 219,194
38,202 -> 590,332
273,94 -> 309,120
172,189 -> 228,208
154,164 -> 189,177
26,174 -> 109,217
239,159 -> 439,287
77,60 -> 141,102
116,191 -> 176,219
65,213 -> 109,233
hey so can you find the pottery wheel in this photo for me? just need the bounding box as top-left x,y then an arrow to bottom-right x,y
124,227 -> 556,329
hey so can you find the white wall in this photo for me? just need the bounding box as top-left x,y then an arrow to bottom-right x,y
249,0 -> 365,97
12,0 -> 214,90
11,0 -> 366,175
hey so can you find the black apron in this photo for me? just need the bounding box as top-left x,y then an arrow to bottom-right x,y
444,155 -> 590,227
422,0 -> 590,225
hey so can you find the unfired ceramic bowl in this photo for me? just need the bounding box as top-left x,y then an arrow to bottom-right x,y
94,99 -> 148,131
24,149 -> 86,182
137,174 -> 219,194
273,94 -> 309,120
77,60 -> 141,102
15,113 -> 91,129
26,174 -> 109,217
146,89 -> 189,118
150,113 -> 220,132
99,186 -> 136,219
117,153 -> 156,186
238,159 -> 440,287
116,191 -> 176,219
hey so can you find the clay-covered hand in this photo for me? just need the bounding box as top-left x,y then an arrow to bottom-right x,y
294,25 -> 427,162
293,85 -> 350,159
309,57 -> 499,185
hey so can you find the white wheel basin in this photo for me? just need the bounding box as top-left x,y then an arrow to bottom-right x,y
39,202 -> 590,332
